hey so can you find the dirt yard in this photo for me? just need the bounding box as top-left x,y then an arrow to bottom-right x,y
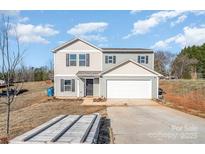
0,81 -> 106,140
160,80 -> 205,117
3,80 -> 204,142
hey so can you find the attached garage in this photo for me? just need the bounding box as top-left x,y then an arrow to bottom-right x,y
101,60 -> 162,99
106,80 -> 152,99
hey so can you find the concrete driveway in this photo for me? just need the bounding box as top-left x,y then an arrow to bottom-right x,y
107,101 -> 205,144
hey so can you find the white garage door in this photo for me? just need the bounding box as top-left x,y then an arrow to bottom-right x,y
107,80 -> 152,99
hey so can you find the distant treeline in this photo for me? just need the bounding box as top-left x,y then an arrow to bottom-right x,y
172,43 -> 205,79
0,66 -> 54,82
154,43 -> 205,79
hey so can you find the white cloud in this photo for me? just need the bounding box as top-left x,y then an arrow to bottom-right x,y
130,10 -> 141,14
151,35 -> 181,49
125,10 -> 205,39
10,23 -> 59,44
192,10 -> 205,15
0,11 -> 30,24
67,22 -> 108,42
98,43 -> 108,47
58,41 -> 66,44
79,34 -> 107,42
132,17 -> 159,34
171,15 -> 187,27
18,17 -> 29,23
67,22 -> 108,35
0,10 -> 20,16
124,10 -> 187,39
152,26 -> 205,49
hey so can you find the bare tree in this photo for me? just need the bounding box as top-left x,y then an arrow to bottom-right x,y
171,54 -> 198,79
47,59 -> 54,81
17,64 -> 35,82
154,51 -> 175,76
48,59 -> 54,72
0,15 -> 24,136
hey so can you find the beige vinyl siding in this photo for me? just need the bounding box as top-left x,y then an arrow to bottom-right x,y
54,40 -> 102,76
53,39 -> 158,99
54,76 -> 100,97
59,40 -> 98,50
100,61 -> 159,99
103,61 -> 158,77
54,76 -> 78,97
54,51 -> 102,75
79,78 -> 85,97
93,78 -> 99,96
103,53 -> 154,71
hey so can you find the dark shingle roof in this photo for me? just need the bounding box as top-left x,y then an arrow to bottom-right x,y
101,48 -> 153,53
76,71 -> 102,77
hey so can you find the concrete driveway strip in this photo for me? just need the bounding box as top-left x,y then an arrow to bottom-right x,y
107,103 -> 205,144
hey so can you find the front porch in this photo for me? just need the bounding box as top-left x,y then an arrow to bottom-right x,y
77,71 -> 101,98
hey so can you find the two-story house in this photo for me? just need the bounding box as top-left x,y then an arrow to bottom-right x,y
52,38 -> 162,99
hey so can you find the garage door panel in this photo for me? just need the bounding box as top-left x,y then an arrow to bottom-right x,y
107,80 -> 152,99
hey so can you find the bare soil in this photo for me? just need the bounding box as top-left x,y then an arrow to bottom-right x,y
0,81 -> 106,140
160,80 -> 205,117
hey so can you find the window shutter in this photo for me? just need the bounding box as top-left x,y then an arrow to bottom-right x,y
146,56 -> 148,64
60,79 -> 64,92
86,54 -> 90,66
66,54 -> 69,66
113,56 -> 116,64
105,56 -> 108,64
71,79 -> 75,92
138,56 -> 141,63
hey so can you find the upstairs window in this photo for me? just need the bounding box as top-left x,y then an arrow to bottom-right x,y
67,54 -> 76,66
138,55 -> 148,64
69,54 -> 77,66
79,54 -> 86,66
66,53 -> 89,67
105,55 -> 116,64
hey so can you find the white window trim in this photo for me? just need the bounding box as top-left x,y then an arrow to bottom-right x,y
138,55 -> 149,64
140,56 -> 145,63
108,56 -> 113,63
69,54 -> 77,66
79,53 -> 86,67
64,79 -> 72,92
106,55 -> 115,64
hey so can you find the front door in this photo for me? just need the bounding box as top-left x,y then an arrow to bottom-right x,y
86,79 -> 93,96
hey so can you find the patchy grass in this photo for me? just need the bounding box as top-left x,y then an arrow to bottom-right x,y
0,81 -> 51,113
160,79 -> 205,117
0,81 -> 106,140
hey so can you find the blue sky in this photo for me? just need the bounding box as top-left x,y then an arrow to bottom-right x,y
2,10 -> 205,67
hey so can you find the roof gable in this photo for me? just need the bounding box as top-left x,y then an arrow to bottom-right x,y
102,59 -> 162,76
52,38 -> 102,52
53,38 -> 153,54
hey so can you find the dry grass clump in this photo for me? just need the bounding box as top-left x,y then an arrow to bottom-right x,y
0,137 -> 9,144
0,99 -> 106,139
160,80 -> 205,117
0,81 -> 107,140
93,97 -> 107,102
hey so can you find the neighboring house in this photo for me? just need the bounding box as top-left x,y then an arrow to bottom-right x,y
52,38 -> 162,99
